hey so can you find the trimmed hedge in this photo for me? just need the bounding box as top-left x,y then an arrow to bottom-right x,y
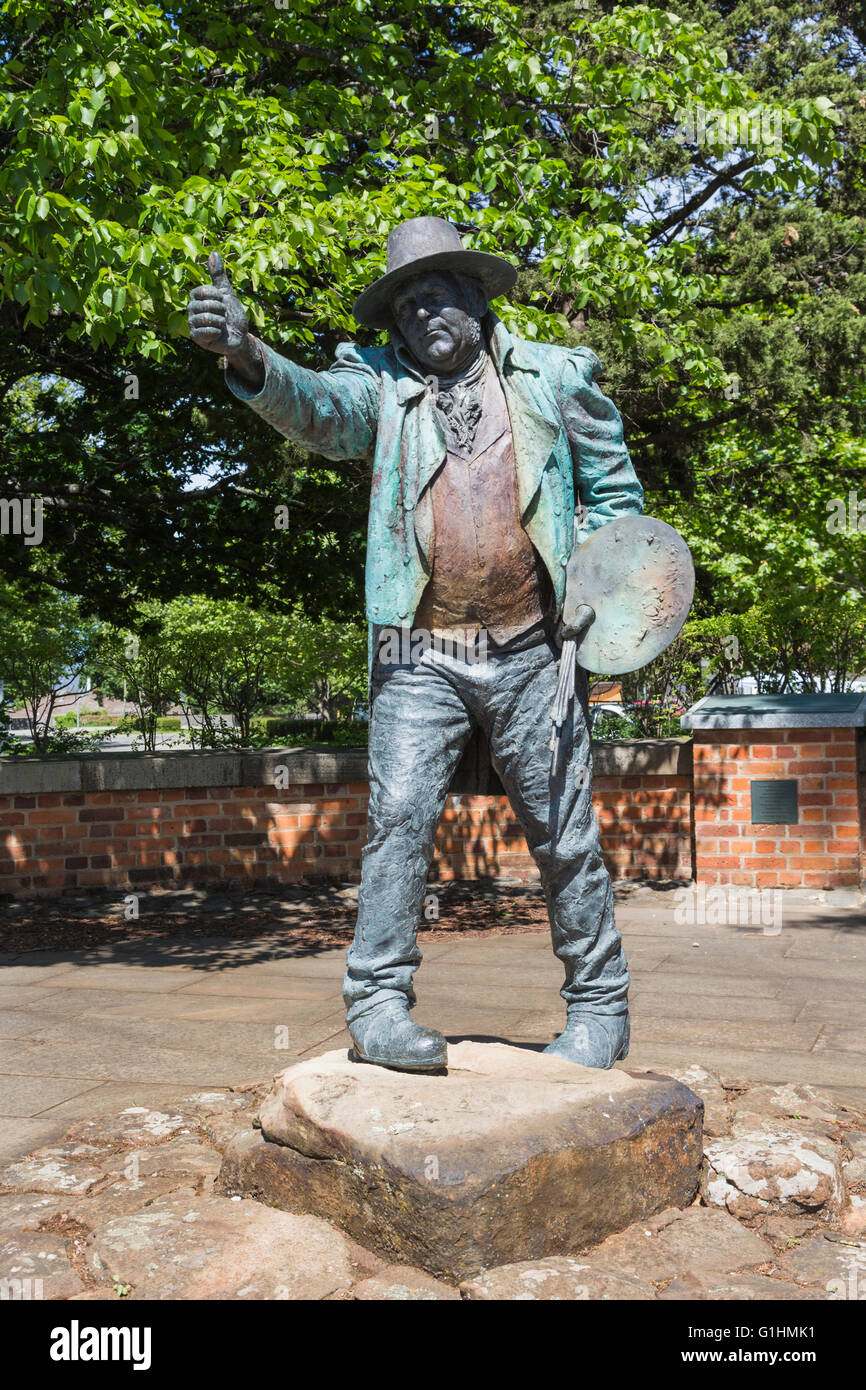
55,711 -> 118,728
254,718 -> 368,745
116,715 -> 183,733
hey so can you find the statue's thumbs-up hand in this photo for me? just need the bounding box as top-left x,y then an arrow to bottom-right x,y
188,250 -> 249,354
207,249 -> 231,291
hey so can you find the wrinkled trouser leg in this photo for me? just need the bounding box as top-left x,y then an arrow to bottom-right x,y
478,642 -> 629,1017
343,657 -> 473,1026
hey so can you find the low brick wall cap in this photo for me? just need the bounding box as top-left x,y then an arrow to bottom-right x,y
0,737 -> 693,795
683,692 -> 866,729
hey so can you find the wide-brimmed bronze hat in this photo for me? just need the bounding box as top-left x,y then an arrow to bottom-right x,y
352,216 -> 517,330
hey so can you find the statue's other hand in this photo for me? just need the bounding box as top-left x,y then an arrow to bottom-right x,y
559,603 -> 596,644
188,251 -> 249,354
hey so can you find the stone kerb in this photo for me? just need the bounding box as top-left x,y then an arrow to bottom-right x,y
0,739 -> 690,796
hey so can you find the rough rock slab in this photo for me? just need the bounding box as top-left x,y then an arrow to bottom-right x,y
84,1193 -> 359,1300
460,1206 -> 773,1299
703,1128 -> 844,1218
0,1193 -> 72,1234
461,1256 -> 656,1300
757,1213 -> 821,1250
352,1266 -> 460,1300
180,1089 -> 262,1114
731,1084 -> 865,1134
67,1107 -> 204,1149
218,1042 -> 703,1280
844,1132 -> 866,1160
840,1196 -> 866,1235
777,1232 -> 866,1296
657,1271 -> 818,1301
663,1065 -> 730,1137
98,1143 -> 222,1186
0,1230 -> 84,1300
67,1176 -> 201,1227
0,1152 -> 110,1198
842,1133 -> 866,1189
199,1110 -> 259,1153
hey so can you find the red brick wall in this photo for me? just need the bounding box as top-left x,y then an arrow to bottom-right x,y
431,771 -> 692,884
593,773 -> 693,882
3,730 -> 862,899
0,772 -> 693,898
693,727 -> 863,889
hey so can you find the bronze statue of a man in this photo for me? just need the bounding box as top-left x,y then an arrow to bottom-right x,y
188,217 -> 645,1072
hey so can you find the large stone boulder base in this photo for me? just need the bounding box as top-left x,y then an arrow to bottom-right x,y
219,1041 -> 703,1281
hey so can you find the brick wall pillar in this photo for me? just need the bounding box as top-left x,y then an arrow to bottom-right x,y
693,726 -> 863,889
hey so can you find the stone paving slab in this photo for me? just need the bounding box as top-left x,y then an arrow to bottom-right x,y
813,1028 -> 866,1055
31,966 -> 212,993
0,988 -> 163,1020
168,976 -> 340,1001
629,971 -> 787,999
633,1019 -> 824,1051
611,994 -> 800,1024
56,993 -> 341,1023
0,1074 -> 107,1121
0,985 -> 63,1010
25,1011 -> 347,1058
0,963 -> 95,987
0,1009 -> 63,1040
796,995 -> 866,1021
419,981 -> 560,1009
411,1006 -> 541,1040
625,1042 -> 866,1091
516,1006 -> 821,1053
0,1039 -> 279,1087
653,953 -> 866,985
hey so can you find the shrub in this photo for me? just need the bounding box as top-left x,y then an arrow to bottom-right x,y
80,710 -> 117,726
114,715 -> 182,734
253,718 -> 368,745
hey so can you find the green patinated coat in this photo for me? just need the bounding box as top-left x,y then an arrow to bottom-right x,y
227,314 -> 644,664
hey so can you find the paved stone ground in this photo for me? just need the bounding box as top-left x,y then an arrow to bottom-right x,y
1,881 -> 864,1165
1,1072 -> 864,1300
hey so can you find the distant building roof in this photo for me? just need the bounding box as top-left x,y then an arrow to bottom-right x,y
588,681 -> 622,703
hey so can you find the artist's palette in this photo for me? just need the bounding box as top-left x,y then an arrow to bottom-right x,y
564,516 -> 695,674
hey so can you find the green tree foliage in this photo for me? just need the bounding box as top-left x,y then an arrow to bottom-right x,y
0,0 -> 849,621
275,609 -> 367,720
523,1 -> 866,479
161,595 -> 296,745
652,418 -> 866,616
93,595 -> 368,747
97,601 -> 181,750
0,580 -> 100,750
603,598 -> 866,741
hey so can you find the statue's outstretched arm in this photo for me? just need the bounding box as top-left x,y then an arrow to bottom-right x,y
188,252 -> 379,462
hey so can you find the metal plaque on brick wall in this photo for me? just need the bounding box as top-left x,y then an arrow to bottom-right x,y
750,779 -> 799,824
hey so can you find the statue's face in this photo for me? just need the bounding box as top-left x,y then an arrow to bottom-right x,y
391,271 -> 487,374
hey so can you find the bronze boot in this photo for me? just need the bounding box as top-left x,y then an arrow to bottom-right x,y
543,1011 -> 630,1069
349,999 -> 447,1073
